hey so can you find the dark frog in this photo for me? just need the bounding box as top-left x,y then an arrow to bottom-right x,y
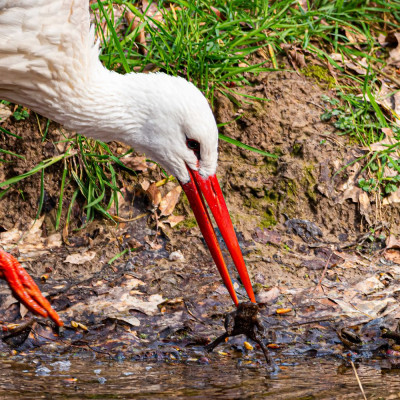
205,302 -> 273,366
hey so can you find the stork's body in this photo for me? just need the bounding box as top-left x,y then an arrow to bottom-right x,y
0,0 -> 255,326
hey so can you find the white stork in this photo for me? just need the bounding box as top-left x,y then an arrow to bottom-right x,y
0,0 -> 256,326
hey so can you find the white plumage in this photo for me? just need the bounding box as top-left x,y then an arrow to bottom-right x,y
0,0 -> 218,182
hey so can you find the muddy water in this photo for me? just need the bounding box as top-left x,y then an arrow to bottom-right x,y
0,355 -> 399,399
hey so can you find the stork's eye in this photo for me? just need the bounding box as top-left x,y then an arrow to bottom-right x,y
186,139 -> 200,151
186,138 -> 201,160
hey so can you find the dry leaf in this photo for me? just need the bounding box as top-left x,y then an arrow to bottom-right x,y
165,215 -> 185,227
358,191 -> 371,224
0,217 -> 62,258
345,58 -> 368,75
0,104 -> 12,123
385,249 -> 400,265
159,186 -> 182,216
376,82 -> 400,123
281,44 -> 307,70
122,155 -> 148,172
146,183 -> 162,207
387,235 -> 400,250
383,191 -> 400,205
169,250 -> 184,262
344,29 -> 366,46
388,32 -> 400,66
65,251 -> 96,265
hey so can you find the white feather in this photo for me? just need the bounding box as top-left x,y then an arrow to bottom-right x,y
0,0 -> 218,182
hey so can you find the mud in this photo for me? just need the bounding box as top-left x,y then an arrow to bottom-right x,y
1,68 -> 400,365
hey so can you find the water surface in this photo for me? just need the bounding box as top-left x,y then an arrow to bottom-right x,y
0,355 -> 399,399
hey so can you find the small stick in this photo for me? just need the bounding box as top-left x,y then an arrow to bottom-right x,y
350,361 -> 367,400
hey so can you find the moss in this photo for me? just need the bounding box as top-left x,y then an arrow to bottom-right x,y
302,164 -> 317,202
301,65 -> 336,89
251,101 -> 267,118
259,207 -> 277,228
291,142 -> 303,157
285,179 -> 298,198
179,217 -> 197,229
265,190 -> 279,203
243,197 -> 264,211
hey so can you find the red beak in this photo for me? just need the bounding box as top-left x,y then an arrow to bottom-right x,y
180,167 -> 256,305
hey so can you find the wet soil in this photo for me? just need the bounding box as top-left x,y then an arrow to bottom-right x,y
1,68 -> 400,372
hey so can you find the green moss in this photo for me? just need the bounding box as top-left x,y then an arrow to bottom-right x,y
259,207 -> 277,228
179,217 -> 197,229
302,164 -> 317,202
265,190 -> 279,203
243,197 -> 264,211
301,65 -> 336,89
291,142 -> 303,157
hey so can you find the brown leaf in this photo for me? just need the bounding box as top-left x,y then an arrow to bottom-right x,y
122,155 -> 148,172
385,249 -> 400,265
388,32 -> 400,66
387,235 -> 400,250
0,104 -> 12,123
65,251 -> 97,265
159,186 -> 182,216
209,6 -> 224,20
376,82 -> 400,124
146,183 -> 162,207
383,190 -> 400,206
344,28 -> 366,47
165,215 -> 185,227
345,58 -> 368,75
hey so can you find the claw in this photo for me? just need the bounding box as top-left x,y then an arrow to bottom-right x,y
0,249 -> 63,327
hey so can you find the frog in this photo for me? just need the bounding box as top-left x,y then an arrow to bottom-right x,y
205,302 -> 273,365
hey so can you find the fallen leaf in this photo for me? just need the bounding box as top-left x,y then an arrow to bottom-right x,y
257,287 -> 280,303
344,29 -> 366,47
244,341 -> 253,350
358,191 -> 371,225
345,58 -> 368,75
276,308 -> 292,314
385,249 -> 400,265
169,250 -> 184,262
387,235 -> 400,250
165,215 -> 185,227
388,32 -> 400,66
121,155 -> 148,172
146,183 -> 162,207
0,104 -> 12,123
159,186 -> 182,216
376,82 -> 400,123
65,251 -> 96,265
0,217 -> 62,259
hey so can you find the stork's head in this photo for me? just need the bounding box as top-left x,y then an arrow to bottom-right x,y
132,73 -> 218,183
127,73 -> 255,305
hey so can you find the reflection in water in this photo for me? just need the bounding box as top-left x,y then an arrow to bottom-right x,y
0,355 -> 399,399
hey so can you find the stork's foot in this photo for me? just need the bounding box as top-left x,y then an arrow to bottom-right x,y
0,249 -> 63,327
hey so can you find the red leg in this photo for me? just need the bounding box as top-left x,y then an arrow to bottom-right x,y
0,249 -> 63,326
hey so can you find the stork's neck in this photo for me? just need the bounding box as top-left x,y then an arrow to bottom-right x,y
4,62 -> 146,145
47,66 -> 146,143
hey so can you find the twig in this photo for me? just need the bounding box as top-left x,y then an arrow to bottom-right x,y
350,361 -> 367,400
315,253 -> 333,290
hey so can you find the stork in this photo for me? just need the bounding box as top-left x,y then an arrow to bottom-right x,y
0,0 -> 256,327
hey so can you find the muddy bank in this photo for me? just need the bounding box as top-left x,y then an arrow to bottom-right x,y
1,69 -> 400,366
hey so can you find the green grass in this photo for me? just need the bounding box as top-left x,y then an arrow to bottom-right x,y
0,0 -> 399,229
